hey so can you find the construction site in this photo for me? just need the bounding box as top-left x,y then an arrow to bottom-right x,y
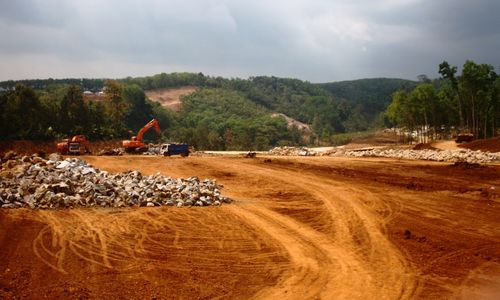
0,133 -> 499,299
2,0 -> 500,297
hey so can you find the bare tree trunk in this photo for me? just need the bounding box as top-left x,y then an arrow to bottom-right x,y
484,115 -> 488,139
424,113 -> 429,143
458,95 -> 464,129
471,95 -> 476,137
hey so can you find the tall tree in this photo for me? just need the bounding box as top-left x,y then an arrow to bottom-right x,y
60,85 -> 88,134
459,60 -> 496,138
103,80 -> 128,137
411,83 -> 436,141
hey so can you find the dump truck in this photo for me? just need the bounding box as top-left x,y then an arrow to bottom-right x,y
122,119 -> 161,152
160,143 -> 190,157
56,135 -> 91,155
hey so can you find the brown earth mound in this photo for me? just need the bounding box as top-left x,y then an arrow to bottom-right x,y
459,136 -> 500,152
413,143 -> 437,150
0,140 -> 122,156
350,130 -> 398,145
0,141 -> 55,156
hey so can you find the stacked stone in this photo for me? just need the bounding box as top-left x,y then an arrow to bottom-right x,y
97,148 -> 124,156
269,146 -> 316,156
342,148 -> 499,163
0,152 -> 232,209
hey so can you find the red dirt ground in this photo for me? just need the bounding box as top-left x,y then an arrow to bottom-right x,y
0,140 -> 122,156
1,155 -> 499,299
459,136 -> 500,152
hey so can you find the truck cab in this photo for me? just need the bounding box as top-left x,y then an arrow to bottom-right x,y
160,143 -> 190,157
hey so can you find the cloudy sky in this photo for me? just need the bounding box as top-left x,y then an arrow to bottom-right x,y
0,0 -> 499,82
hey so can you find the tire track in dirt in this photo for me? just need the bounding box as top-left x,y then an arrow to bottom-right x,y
3,155 -> 497,299
201,159 -> 419,299
79,156 -> 420,299
24,205 -> 290,299
53,155 -> 422,298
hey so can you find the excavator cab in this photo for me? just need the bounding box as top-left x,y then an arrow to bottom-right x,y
122,119 -> 161,153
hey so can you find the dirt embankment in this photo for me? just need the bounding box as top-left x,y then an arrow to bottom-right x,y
0,140 -> 122,156
459,136 -> 500,152
145,86 -> 197,112
1,156 -> 499,299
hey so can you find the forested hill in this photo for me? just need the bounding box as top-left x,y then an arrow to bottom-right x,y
0,73 -> 414,149
318,78 -> 417,124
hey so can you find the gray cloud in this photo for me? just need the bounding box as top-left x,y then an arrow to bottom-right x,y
0,0 -> 498,82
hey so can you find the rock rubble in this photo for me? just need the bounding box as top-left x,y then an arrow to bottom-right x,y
266,145 -> 499,164
269,146 -> 316,156
341,148 -> 499,164
97,148 -> 124,156
0,153 -> 232,209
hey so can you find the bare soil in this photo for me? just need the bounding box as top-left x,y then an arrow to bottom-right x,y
432,140 -> 460,150
145,87 -> 197,112
413,143 -> 437,150
0,140 -> 122,156
1,155 -> 499,299
350,130 -> 399,145
459,136 -> 500,152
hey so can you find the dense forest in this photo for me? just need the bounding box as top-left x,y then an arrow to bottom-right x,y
320,78 -> 417,127
1,73 -> 390,149
386,60 -> 499,142
1,60 -> 497,149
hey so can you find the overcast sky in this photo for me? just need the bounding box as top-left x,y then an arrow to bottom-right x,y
0,0 -> 499,82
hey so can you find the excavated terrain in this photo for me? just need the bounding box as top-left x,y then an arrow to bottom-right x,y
0,155 -> 499,299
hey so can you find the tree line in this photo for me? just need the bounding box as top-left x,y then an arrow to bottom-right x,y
6,67 -> 491,150
0,81 -> 160,141
386,60 -> 499,142
1,73 -> 371,147
0,80 -> 303,150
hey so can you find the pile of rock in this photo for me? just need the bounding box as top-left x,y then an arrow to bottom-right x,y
342,148 -> 499,164
269,146 -> 316,156
0,152 -> 232,209
97,148 -> 124,156
143,144 -> 161,155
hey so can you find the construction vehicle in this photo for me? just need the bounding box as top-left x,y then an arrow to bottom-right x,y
160,143 -> 190,157
56,135 -> 91,155
122,119 -> 161,152
455,133 -> 474,143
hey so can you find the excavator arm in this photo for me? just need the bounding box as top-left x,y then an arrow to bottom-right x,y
122,119 -> 161,152
135,119 -> 161,142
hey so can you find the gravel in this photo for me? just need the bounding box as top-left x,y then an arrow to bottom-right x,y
341,148 -> 499,163
0,153 -> 232,209
269,146 -> 316,156
267,146 -> 499,164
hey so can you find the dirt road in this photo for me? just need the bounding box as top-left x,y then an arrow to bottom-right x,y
1,156 -> 499,299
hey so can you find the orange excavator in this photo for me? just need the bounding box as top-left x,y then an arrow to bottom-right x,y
122,119 -> 161,152
56,135 -> 91,155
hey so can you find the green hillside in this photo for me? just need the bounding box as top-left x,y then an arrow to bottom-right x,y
319,78 -> 417,125
0,74 -> 415,149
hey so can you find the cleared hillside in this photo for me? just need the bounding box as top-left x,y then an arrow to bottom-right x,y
145,86 -> 197,112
